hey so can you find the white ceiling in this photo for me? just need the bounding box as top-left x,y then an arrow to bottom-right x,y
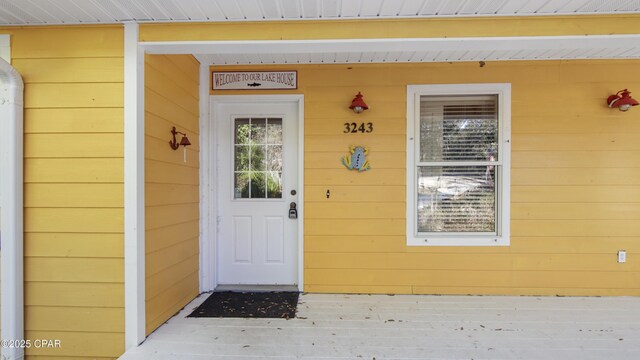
191,36 -> 640,65
0,0 -> 639,25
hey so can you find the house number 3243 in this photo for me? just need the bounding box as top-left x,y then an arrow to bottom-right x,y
343,122 -> 373,133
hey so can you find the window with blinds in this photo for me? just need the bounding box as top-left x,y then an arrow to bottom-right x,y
417,95 -> 499,234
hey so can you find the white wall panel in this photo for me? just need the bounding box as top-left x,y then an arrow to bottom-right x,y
340,0 -> 362,17
233,216 -> 252,263
154,0 -> 189,20
280,0 -> 302,18
236,0 -> 265,19
265,217 -> 284,263
359,0 -> 384,16
399,0 -> 426,16
0,1 -> 44,23
321,0 -> 340,18
216,0 -> 245,20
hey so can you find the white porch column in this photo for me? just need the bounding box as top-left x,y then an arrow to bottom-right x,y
0,55 -> 25,360
124,22 -> 146,348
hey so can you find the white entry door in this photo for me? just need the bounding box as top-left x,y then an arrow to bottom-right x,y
215,99 -> 299,286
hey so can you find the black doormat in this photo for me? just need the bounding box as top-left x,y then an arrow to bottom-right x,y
188,291 -> 299,319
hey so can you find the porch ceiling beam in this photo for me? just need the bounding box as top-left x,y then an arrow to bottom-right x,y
141,35 -> 640,60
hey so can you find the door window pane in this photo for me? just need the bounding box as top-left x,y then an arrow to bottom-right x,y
234,146 -> 249,171
234,172 -> 250,199
250,118 -> 266,143
267,118 -> 283,144
267,172 -> 283,198
251,146 -> 266,172
266,145 -> 283,172
251,172 -> 266,198
235,118 -> 250,144
234,117 -> 283,199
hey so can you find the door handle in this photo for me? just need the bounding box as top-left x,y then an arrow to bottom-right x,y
288,202 -> 298,219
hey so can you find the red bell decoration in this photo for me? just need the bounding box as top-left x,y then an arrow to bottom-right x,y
179,134 -> 191,147
170,126 -> 191,162
349,92 -> 369,113
607,89 -> 639,112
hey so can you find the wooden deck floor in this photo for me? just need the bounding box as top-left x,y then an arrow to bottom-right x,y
119,293 -> 640,359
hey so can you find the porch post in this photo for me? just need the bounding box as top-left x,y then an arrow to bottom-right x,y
199,62 -> 216,292
124,22 -> 146,348
0,56 -> 24,360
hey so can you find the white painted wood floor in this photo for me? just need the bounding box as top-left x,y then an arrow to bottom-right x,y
119,293 -> 640,360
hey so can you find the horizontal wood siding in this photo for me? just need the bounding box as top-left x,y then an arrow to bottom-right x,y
140,15 -> 640,41
145,54 -> 200,335
0,25 -> 125,358
212,60 -> 640,296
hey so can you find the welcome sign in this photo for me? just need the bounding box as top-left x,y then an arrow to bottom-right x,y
212,71 -> 297,90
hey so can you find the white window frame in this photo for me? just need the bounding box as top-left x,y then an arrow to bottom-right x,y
406,83 -> 511,247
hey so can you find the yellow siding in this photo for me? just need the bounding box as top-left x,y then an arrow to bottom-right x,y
0,25 -> 125,358
207,59 -> 640,296
144,54 -> 200,335
140,15 -> 640,295
140,15 -> 640,41
145,15 -> 640,296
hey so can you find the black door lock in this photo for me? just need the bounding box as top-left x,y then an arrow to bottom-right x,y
288,202 -> 298,219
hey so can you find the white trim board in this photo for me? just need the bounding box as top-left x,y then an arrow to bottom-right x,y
406,83 -> 511,247
206,95 -> 305,292
142,35 -> 640,65
199,62 -> 216,292
0,53 -> 24,359
0,34 -> 10,63
123,22 -> 146,349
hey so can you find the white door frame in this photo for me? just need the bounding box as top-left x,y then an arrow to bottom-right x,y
202,94 -> 304,292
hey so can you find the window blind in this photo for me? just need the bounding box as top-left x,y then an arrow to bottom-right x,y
417,95 -> 499,233
419,95 -> 498,162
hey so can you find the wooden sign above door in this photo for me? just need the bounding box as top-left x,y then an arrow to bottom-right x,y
211,70 -> 297,90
